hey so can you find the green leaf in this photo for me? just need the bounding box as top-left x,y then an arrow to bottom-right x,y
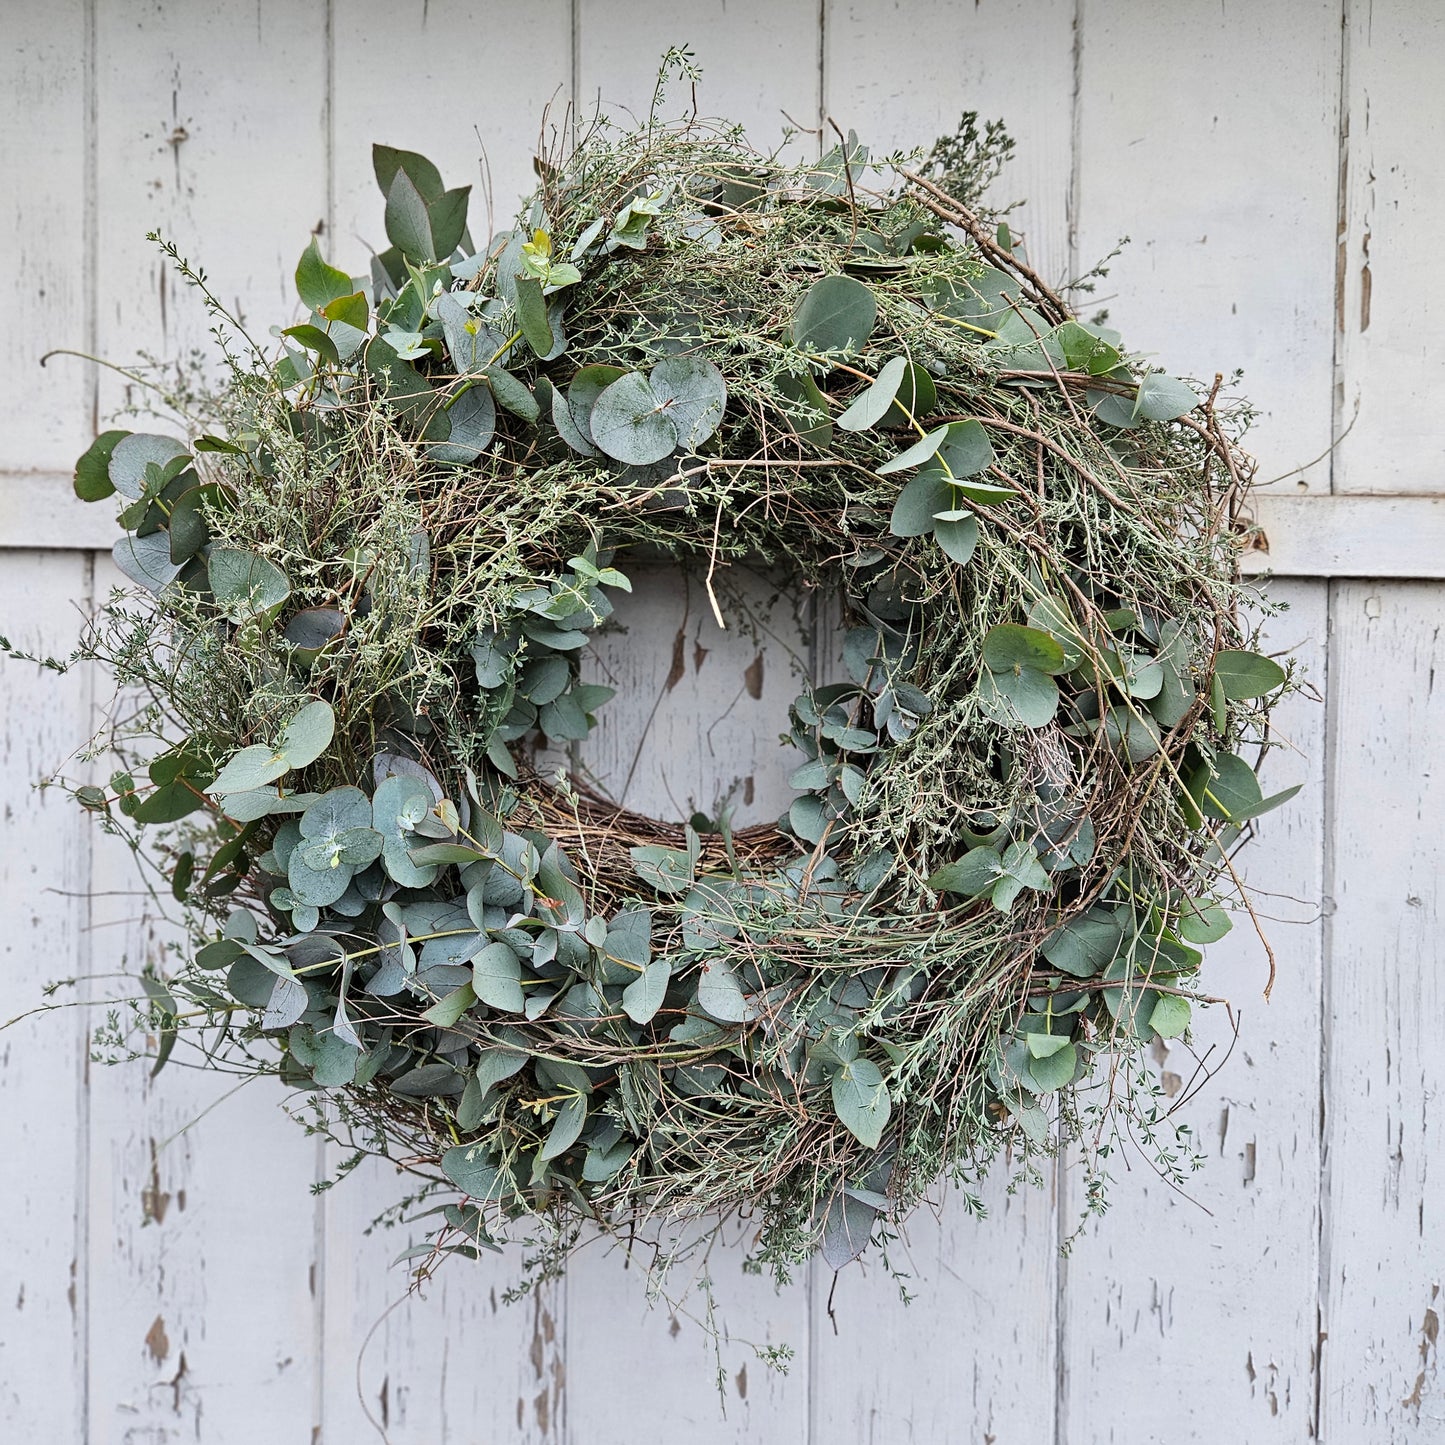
1041,914 -> 1123,977
566,364 -> 629,446
1025,1029 -> 1071,1059
277,700 -> 335,768
513,274 -> 556,356
928,847 -> 1001,897
983,624 -> 1070,676
281,324 -> 339,365
295,238 -> 354,313
1134,373 -> 1198,422
550,385 -> 599,455
622,959 -> 671,1024
74,429 -> 129,501
831,1058 -> 891,1148
837,356 -> 908,432
933,418 -> 995,479
486,366 -> 539,422
590,371 -> 674,466
1178,899 -> 1232,945
537,1094 -> 587,1162
876,423 -> 950,475
131,779 -> 207,825
209,744 -> 289,795
373,143 -> 444,202
441,1144 -> 509,1200
208,548 -> 291,622
321,290 -> 369,331
430,384 -> 496,463
1214,649 -> 1287,700
1148,993 -> 1192,1039
385,169 -> 436,262
428,185 -> 471,258
1026,1040 -> 1077,1091
792,274 -> 877,355
471,940 -> 525,1012
649,355 -> 727,449
422,981 -> 477,1027
113,532 -> 182,593
696,959 -> 752,1022
992,841 -> 1051,913
109,433 -> 188,501
880,362 -> 937,427
889,469 -> 953,537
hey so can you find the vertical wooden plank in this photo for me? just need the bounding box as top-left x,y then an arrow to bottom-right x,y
85,4 -> 331,1435
823,0 -> 1078,282
1061,585 -> 1327,1443
93,0 -> 330,421
330,0 -> 574,255
318,9 -> 577,1442
810,6 -> 1076,1439
1072,0 -> 1340,485
0,553 -> 92,1442
83,556 -> 322,1444
579,562 -> 818,828
318,1154 -> 565,1444
1335,0 -> 1445,494
577,0 -> 821,152
1062,5 -> 1341,1439
559,565 -> 816,1443
557,21 -> 826,1439
0,0 -> 91,475
1319,581 -> 1445,1439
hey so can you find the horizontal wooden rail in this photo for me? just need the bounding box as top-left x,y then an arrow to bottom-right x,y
3,471 -> 1443,578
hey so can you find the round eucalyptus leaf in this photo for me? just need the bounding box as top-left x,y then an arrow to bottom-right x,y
209,744 -> 289,795
983,624 -> 1069,676
429,383 -> 496,463
934,515 -> 979,566
792,274 -> 876,355
649,355 -> 727,449
113,532 -> 182,593
590,370 -> 675,465
278,700 -> 335,769
208,548 -> 291,621
889,470 -> 953,538
109,433 -> 188,500
567,363 -> 629,446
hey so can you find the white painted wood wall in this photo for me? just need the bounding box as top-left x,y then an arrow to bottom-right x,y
2,1 -> 1441,1439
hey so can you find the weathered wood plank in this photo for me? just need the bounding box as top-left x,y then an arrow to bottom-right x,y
1072,0 -> 1341,487
82,555 -> 322,1444
577,0 -> 822,152
1060,583 -> 1328,1442
0,552 -> 92,1442
330,0 -> 574,260
1335,0 -> 1445,495
318,9 -> 578,1442
810,6 -> 1076,1439
0,0 -> 90,475
1061,4 -> 1341,1437
1319,581 -> 1445,1438
83,3 -> 332,1435
92,0 -> 329,423
823,0 -> 1077,283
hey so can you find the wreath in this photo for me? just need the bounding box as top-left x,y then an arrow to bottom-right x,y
43,86 -> 1294,1279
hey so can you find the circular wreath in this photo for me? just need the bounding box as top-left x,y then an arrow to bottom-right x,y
52,95 -> 1292,1277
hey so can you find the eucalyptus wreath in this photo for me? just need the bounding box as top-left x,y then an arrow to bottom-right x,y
29,78 -> 1295,1280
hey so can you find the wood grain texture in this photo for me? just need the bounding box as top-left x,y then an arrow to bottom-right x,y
823,0 -> 1077,282
0,553 -> 92,1444
81,562 -> 322,1445
330,0 -> 575,262
1335,0 -> 1445,495
1061,583 -> 1328,1443
576,0 -> 822,154
1073,0 -> 1342,486
1319,582 -> 1445,1438
92,0 -> 329,422
0,0 -> 90,474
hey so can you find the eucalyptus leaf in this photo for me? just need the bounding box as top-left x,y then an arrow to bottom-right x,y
831,1059 -> 891,1148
